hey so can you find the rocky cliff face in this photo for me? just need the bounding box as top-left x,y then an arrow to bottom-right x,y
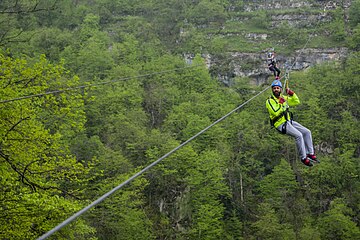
228,47 -> 348,85
194,45 -> 349,86
190,0 -> 351,85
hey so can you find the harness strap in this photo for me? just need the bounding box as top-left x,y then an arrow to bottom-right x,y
279,121 -> 287,134
275,111 -> 293,134
270,110 -> 285,126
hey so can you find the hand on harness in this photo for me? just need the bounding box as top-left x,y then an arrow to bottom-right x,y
286,88 -> 294,96
279,97 -> 286,104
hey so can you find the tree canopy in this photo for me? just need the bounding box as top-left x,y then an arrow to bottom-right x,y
0,0 -> 359,239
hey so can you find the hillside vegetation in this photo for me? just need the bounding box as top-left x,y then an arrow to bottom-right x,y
0,0 -> 359,239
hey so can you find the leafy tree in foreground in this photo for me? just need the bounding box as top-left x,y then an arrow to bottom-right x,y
0,52 -> 95,239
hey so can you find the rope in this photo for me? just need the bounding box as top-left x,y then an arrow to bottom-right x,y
0,64 -> 203,104
36,85 -> 270,240
281,30 -> 315,95
281,3 -> 329,94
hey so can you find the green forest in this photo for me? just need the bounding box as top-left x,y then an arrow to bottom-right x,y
0,0 -> 359,239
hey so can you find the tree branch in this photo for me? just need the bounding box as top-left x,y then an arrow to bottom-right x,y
0,0 -> 58,14
4,116 -> 30,138
0,150 -> 80,199
0,150 -> 36,191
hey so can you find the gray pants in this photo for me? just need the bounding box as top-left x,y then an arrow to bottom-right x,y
278,121 -> 314,159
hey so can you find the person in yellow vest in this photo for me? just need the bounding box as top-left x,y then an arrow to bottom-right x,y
266,79 -> 318,166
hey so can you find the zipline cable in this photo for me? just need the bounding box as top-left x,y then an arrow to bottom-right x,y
282,4 -> 329,92
283,26 -> 318,92
0,64 -> 203,104
37,85 -> 270,240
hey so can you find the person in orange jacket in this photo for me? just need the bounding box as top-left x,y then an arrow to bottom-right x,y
266,79 -> 318,166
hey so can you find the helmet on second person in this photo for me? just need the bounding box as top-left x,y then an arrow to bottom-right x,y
271,79 -> 282,88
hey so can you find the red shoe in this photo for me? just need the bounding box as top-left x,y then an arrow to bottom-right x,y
301,157 -> 313,167
275,76 -> 280,80
307,154 -> 319,163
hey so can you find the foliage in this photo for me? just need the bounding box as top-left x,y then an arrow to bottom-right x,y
87,171 -> 154,240
249,10 -> 270,29
0,52 -> 95,239
259,159 -> 298,208
0,1 -> 359,239
186,150 -> 230,239
318,198 -> 360,239
186,0 -> 228,27
349,0 -> 360,28
252,202 -> 296,239
0,1 -> 57,46
347,24 -> 360,50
